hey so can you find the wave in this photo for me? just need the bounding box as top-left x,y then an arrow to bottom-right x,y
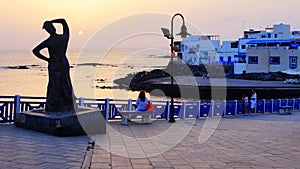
76,63 -> 118,67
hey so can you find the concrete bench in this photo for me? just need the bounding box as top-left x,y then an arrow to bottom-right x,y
279,106 -> 293,115
119,111 -> 153,125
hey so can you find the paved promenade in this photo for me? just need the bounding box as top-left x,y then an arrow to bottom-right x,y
89,112 -> 300,169
1,112 -> 300,169
0,124 -> 88,169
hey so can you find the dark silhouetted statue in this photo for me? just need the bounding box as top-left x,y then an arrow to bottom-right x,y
33,18 -> 75,112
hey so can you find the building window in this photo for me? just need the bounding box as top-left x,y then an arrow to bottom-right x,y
177,53 -> 182,60
219,56 -> 224,63
228,56 -> 232,63
174,41 -> 181,52
248,56 -> 258,64
185,45 -> 188,52
231,41 -> 238,48
270,56 -> 280,65
181,45 -> 185,52
289,56 -> 298,69
241,45 -> 246,49
268,33 -> 271,38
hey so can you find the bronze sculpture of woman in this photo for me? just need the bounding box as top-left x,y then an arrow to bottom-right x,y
33,18 -> 75,112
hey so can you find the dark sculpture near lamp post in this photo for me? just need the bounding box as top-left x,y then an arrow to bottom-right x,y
15,18 -> 106,136
32,18 -> 75,113
161,13 -> 190,123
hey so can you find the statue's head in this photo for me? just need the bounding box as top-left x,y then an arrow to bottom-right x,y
42,21 -> 56,35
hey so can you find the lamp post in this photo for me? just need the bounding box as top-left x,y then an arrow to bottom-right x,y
161,13 -> 190,123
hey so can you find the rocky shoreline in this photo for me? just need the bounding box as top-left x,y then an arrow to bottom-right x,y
110,61 -> 300,99
114,61 -> 297,89
113,61 -> 231,91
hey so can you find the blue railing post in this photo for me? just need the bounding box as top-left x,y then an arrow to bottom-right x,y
223,100 -> 227,117
13,95 -> 21,122
292,98 -> 296,110
105,98 -> 110,121
271,99 -> 274,113
234,100 -> 238,116
197,100 -> 201,118
128,99 -> 132,111
263,99 -> 266,113
279,99 -> 282,107
166,101 -> 170,120
14,95 -> 21,113
182,100 -> 186,119
79,97 -> 84,107
211,100 -> 215,117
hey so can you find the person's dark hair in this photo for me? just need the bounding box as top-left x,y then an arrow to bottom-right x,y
138,90 -> 146,102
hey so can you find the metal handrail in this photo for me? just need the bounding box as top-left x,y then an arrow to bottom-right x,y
0,95 -> 299,123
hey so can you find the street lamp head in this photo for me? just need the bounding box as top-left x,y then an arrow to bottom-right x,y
161,27 -> 171,39
176,23 -> 191,39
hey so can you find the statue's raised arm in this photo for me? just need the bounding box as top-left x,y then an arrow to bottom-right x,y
50,18 -> 69,38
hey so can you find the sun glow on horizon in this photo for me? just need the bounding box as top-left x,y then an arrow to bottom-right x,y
78,30 -> 84,36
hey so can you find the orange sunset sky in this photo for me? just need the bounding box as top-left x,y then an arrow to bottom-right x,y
1,0 -> 299,50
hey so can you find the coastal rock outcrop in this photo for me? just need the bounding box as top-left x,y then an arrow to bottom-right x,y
113,61 -> 233,92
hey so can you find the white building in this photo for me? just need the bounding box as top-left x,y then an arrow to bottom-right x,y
177,35 -> 238,65
245,39 -> 300,73
234,23 -> 300,74
176,23 -> 300,75
218,41 -> 238,65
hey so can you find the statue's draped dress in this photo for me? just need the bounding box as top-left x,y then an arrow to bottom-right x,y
45,34 -> 74,112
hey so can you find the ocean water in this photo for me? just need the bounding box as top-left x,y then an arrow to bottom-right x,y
0,49 -> 170,100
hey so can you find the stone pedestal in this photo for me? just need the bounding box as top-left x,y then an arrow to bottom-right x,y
15,108 -> 106,136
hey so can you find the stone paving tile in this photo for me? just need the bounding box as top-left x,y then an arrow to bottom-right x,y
90,162 -> 112,169
89,112 -> 300,169
130,158 -> 151,165
0,124 -> 88,169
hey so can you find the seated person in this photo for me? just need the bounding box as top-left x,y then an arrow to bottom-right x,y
129,90 -> 150,122
135,90 -> 149,112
